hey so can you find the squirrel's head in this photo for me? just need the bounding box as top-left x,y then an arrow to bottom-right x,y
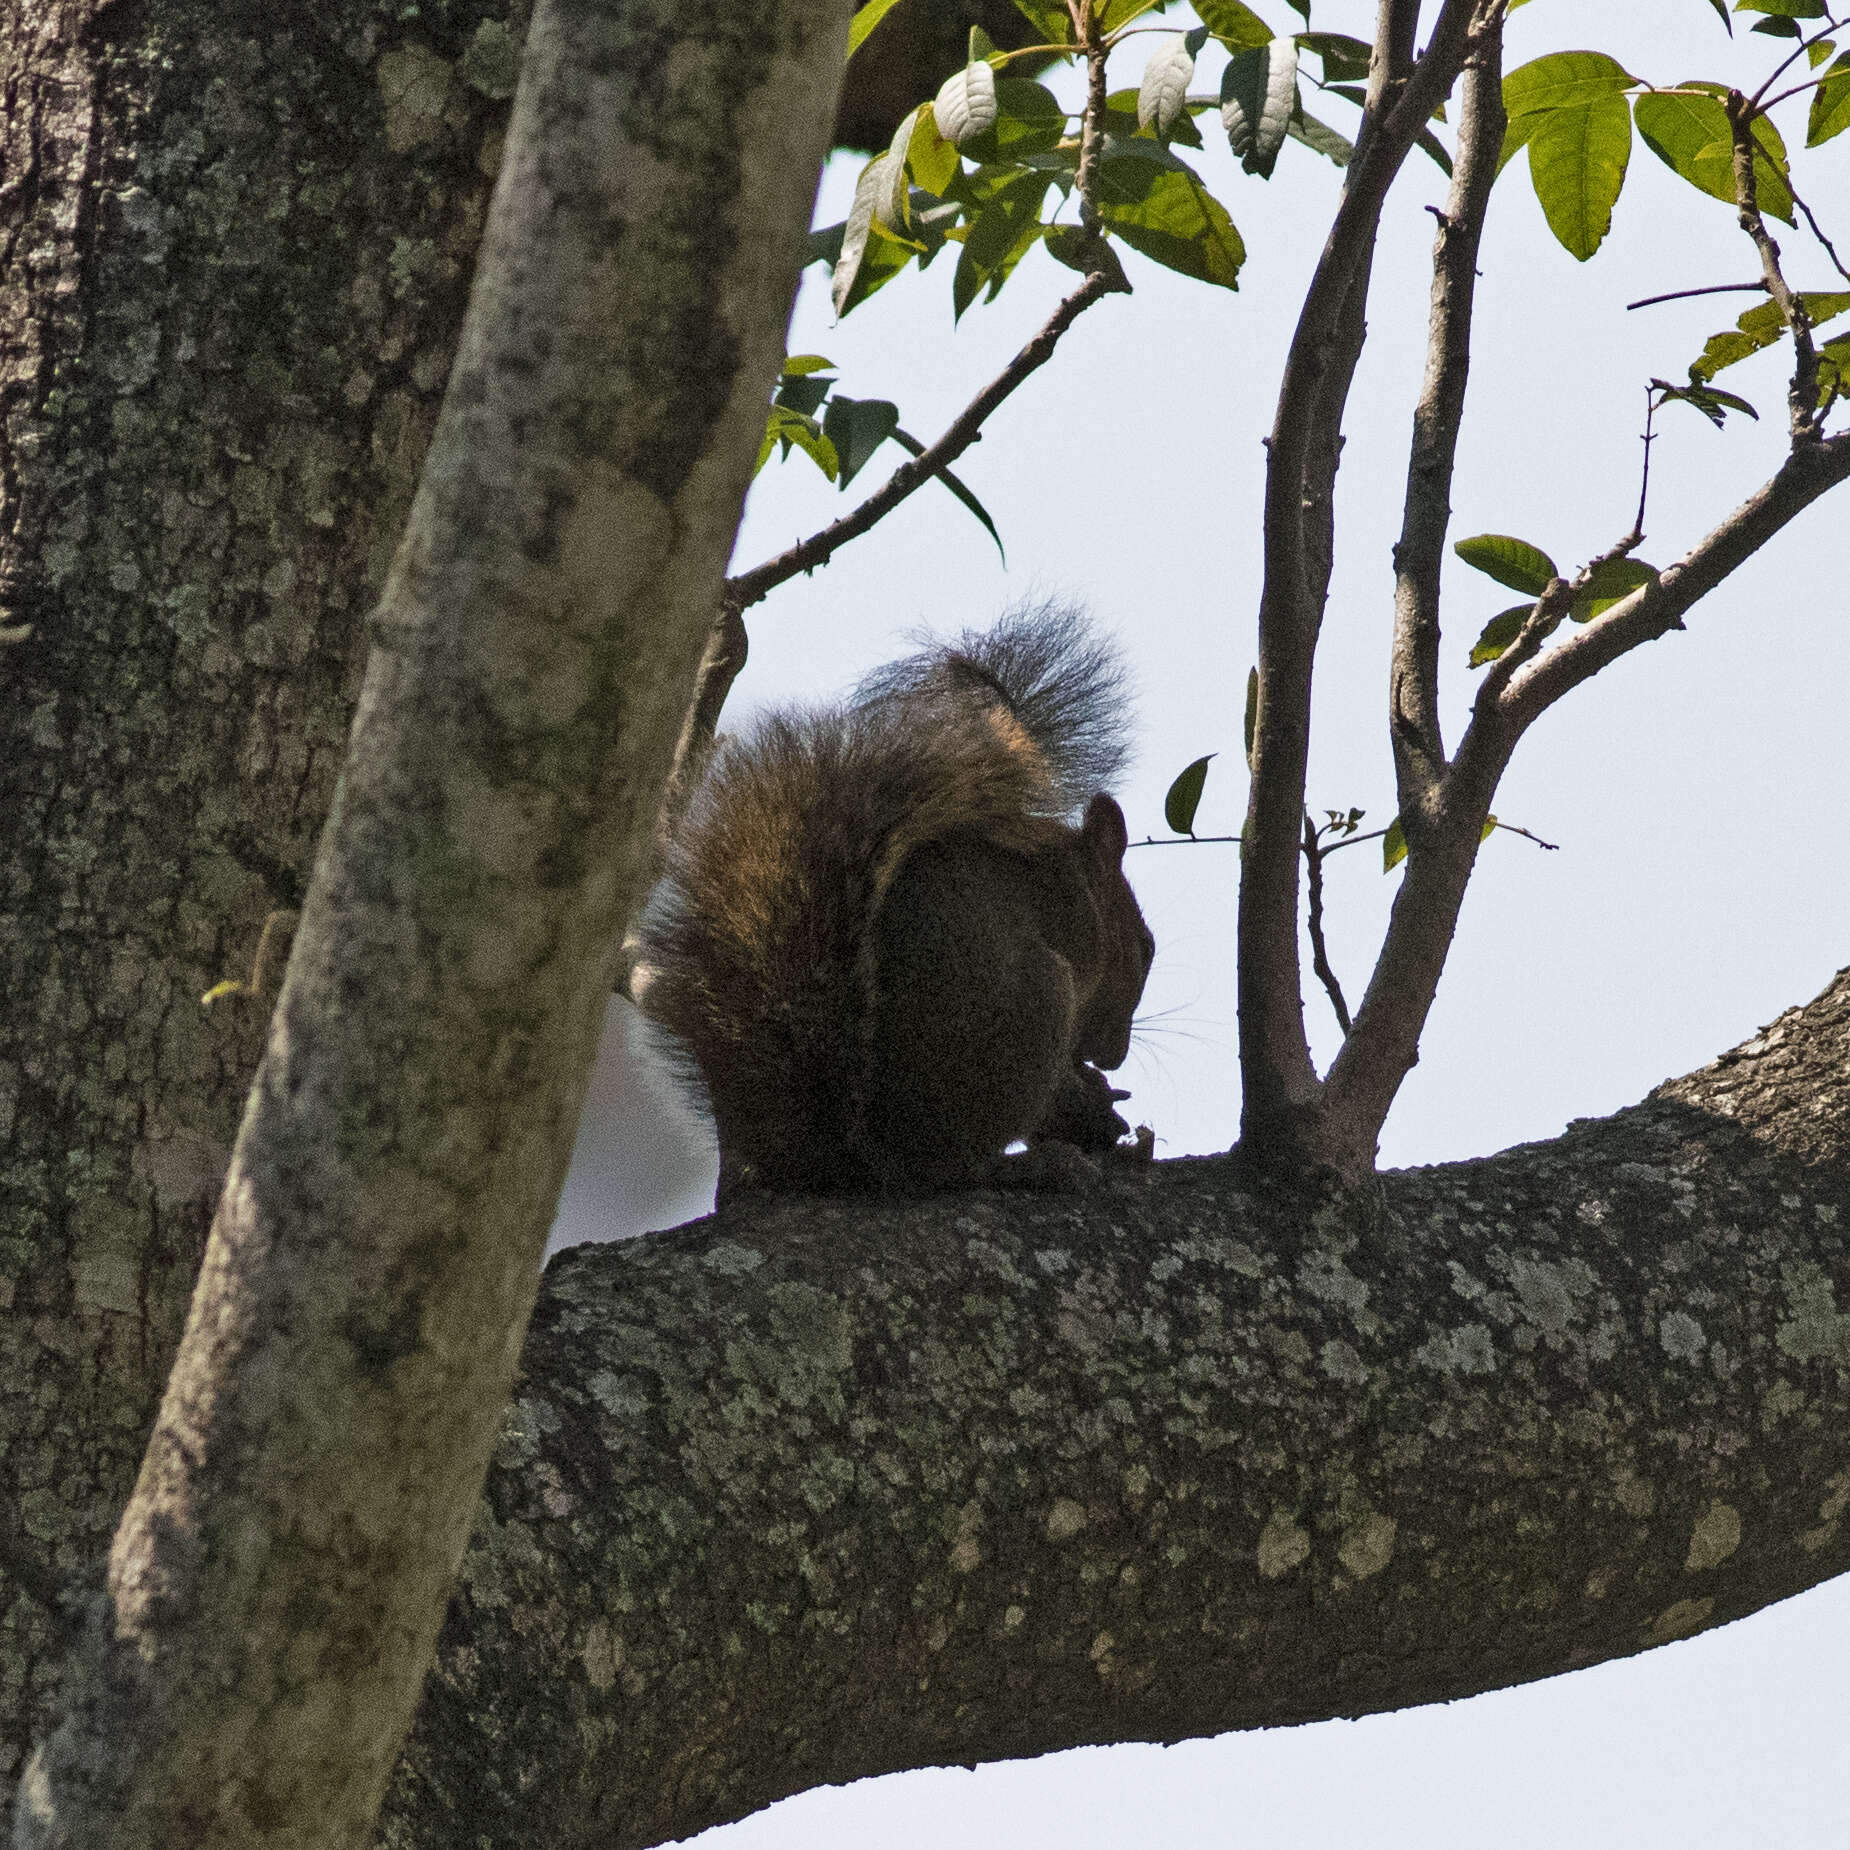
1072,794 -> 1153,1070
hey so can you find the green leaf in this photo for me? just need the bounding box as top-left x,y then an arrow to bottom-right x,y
1454,533 -> 1560,595
1658,377 -> 1759,425
1818,332 -> 1850,404
1106,84 -> 1204,147
821,394 -> 900,487
1524,88 -> 1632,259
1095,154 -> 1245,288
1221,38 -> 1300,177
1298,31 -> 1370,83
1633,87 -> 1794,224
887,427 -> 1006,561
1690,289 -> 1850,379
833,157 -> 922,316
907,104 -> 963,195
1139,32 -> 1200,134
780,354 -> 836,376
1736,0 -> 1825,16
1809,50 -> 1850,145
847,0 -> 908,59
1098,0 -> 1172,33
773,368 -> 833,418
755,403 -> 839,480
1164,755 -> 1215,835
806,220 -> 847,270
1042,223 -> 1132,288
1243,667 -> 1258,766
1382,817 -> 1407,873
1193,0 -> 1275,48
1012,0 -> 1075,40
1416,125 -> 1454,178
1282,0 -> 1309,20
1706,0 -> 1734,30
959,80 -> 1070,161
1504,51 -> 1639,118
1468,605 -> 1533,668
1751,16 -> 1803,35
1290,105 -> 1353,166
969,22 -> 999,60
1570,556 -> 1656,621
935,58 -> 999,146
951,169 -> 1053,318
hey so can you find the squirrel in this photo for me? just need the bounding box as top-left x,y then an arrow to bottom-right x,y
632,599 -> 1154,1196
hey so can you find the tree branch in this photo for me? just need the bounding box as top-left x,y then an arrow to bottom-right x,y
13,2 -> 854,1844
1389,23 -> 1507,813
1727,90 -> 1822,442
1238,0 -> 1485,1163
1503,431 -> 1850,729
724,267 -> 1128,616
381,970 -> 1850,1850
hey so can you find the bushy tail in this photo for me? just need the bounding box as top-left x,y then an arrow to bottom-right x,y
853,596 -> 1132,814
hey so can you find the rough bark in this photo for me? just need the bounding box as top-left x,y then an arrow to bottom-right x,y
3,0 -> 848,1839
0,0 -> 525,1794
380,969 -> 1850,1849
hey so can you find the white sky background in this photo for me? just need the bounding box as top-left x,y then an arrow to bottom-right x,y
550,0 -> 1850,1841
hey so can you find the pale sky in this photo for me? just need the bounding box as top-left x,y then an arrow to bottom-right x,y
551,2 -> 1850,1842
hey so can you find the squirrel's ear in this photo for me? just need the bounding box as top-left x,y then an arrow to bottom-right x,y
1080,793 -> 1129,868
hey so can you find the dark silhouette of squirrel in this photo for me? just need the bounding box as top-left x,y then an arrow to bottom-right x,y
634,600 -> 1153,1195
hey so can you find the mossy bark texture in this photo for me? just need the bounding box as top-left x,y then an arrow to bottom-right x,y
385,973 -> 1850,1848
3,0 -> 846,1844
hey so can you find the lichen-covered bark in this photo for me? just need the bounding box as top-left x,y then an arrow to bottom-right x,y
12,0 -> 850,1842
383,970 -> 1850,1850
0,0 -> 522,1795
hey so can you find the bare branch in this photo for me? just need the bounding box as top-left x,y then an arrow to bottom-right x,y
724,266 -> 1128,613
1503,432 -> 1850,728
1388,23 -> 1507,814
1727,90 -> 1823,441
1626,280 -> 1769,311
1067,0 -> 1109,230
1238,0 -> 1491,1159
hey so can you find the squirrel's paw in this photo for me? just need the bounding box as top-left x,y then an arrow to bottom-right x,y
1038,1061 -> 1132,1152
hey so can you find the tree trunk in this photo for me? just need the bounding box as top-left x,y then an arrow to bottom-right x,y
1,0 -> 844,1836
0,0 -> 516,1789
380,968 -> 1850,1848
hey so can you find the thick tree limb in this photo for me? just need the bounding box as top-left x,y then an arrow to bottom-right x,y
380,968 -> 1850,1850
14,1 -> 851,1844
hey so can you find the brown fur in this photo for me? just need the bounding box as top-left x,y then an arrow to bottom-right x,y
635,603 -> 1153,1194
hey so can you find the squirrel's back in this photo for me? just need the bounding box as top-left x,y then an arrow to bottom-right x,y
635,601 -> 1149,1194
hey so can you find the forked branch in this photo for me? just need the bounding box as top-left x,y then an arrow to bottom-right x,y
1238,0 -> 1492,1161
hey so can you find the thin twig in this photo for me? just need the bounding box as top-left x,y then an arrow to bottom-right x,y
1133,833 -> 1243,848
1490,820 -> 1559,852
1633,383 -> 1658,540
1787,170 -> 1850,287
724,268 -> 1126,611
1626,281 -> 1768,311
1303,812 -> 1353,1036
1317,825 -> 1391,856
1749,11 -> 1849,112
